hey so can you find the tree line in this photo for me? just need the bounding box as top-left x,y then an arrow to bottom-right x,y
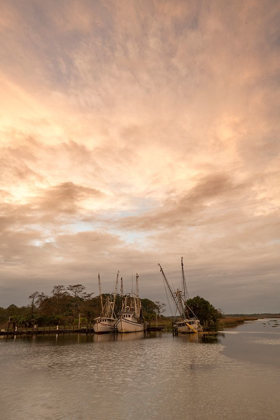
0,283 -> 222,331
0,284 -> 163,330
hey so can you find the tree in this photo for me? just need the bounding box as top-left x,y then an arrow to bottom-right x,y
141,298 -> 158,317
67,284 -> 86,298
67,284 -> 94,320
50,285 -> 70,319
186,296 -> 222,329
29,292 -> 40,314
154,301 -> 166,317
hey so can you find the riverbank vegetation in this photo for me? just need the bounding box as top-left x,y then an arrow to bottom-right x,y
1,285 -> 278,332
0,284 -> 159,331
186,296 -> 222,329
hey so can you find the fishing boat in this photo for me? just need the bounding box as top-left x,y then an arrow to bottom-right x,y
159,258 -> 203,334
116,274 -> 147,333
174,318 -> 203,334
94,272 -> 119,334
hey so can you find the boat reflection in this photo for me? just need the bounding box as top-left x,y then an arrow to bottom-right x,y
116,331 -> 145,341
93,333 -> 117,343
178,332 -> 223,344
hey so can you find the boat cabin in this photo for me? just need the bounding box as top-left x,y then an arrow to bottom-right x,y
95,317 -> 115,323
119,308 -> 136,320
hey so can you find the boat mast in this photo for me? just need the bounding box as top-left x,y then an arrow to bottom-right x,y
175,289 -> 186,319
181,257 -> 190,318
135,273 -> 141,318
181,257 -> 189,300
136,273 -> 139,298
158,263 -> 182,317
98,273 -> 103,315
112,271 -> 119,315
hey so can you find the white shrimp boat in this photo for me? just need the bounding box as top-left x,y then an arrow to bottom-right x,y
116,274 -> 147,333
117,309 -> 147,333
93,273 -> 119,334
93,316 -> 117,333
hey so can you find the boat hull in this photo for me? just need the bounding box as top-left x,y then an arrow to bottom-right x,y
93,318 -> 117,334
116,318 -> 147,333
176,319 -> 203,334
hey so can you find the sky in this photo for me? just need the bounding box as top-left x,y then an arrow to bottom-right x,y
0,0 -> 280,313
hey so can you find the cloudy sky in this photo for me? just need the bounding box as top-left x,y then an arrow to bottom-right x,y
0,0 -> 279,313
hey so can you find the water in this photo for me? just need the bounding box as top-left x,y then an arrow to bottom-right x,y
1,319 -> 280,420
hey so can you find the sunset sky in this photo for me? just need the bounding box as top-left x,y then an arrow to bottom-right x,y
1,0 -> 279,313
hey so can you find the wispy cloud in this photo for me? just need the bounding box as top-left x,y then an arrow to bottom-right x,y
0,0 -> 279,312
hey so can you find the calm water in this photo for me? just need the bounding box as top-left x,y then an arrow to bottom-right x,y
1,319 -> 280,420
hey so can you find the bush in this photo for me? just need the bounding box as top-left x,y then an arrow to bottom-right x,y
186,296 -> 222,329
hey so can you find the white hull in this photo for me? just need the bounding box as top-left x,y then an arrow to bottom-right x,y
94,318 -> 116,334
117,318 -> 147,333
176,319 -> 203,334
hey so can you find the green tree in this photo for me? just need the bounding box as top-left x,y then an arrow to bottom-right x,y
67,284 -> 94,320
141,298 -> 158,321
29,292 -> 40,315
186,296 -> 222,329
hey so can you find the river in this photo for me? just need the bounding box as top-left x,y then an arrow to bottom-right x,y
1,318 -> 280,420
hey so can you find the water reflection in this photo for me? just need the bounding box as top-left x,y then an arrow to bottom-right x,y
93,331 -> 155,342
116,331 -> 145,341
1,322 -> 280,420
93,333 -> 116,343
177,332 -> 223,344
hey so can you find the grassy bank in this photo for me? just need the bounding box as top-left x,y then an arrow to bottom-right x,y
149,316 -> 259,330
219,316 -> 258,328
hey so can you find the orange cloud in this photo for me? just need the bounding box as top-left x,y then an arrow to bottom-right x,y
0,1 -> 280,312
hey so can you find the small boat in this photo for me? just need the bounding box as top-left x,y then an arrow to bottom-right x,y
159,258 -> 203,334
94,273 -> 119,334
175,318 -> 203,334
116,274 -> 147,333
